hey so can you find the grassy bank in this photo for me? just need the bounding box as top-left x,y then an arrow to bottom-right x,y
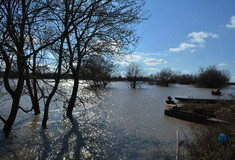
180,98 -> 235,159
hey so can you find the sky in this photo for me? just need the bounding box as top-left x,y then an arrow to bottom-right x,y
116,0 -> 235,82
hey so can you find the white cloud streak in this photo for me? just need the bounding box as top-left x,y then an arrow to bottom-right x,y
113,60 -> 130,66
134,52 -> 167,56
144,58 -> 167,66
144,68 -> 159,72
219,63 -> 227,66
112,54 -> 143,66
148,68 -> 159,71
187,32 -> 218,44
125,55 -> 142,62
190,49 -> 196,53
169,43 -> 196,52
170,31 -> 218,53
226,16 -> 235,29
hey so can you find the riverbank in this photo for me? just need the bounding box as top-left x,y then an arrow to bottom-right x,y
176,97 -> 235,159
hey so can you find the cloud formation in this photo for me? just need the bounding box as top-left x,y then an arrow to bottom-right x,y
125,55 -> 142,62
170,31 -> 218,52
187,32 -> 218,44
147,68 -> 159,71
169,43 -> 196,52
113,54 -> 143,66
226,16 -> 235,29
144,58 -> 167,66
113,60 -> 130,66
190,49 -> 196,53
219,63 -> 227,66
134,51 -> 167,56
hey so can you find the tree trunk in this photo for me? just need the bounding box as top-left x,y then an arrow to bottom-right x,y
3,97 -> 20,134
42,73 -> 61,128
25,68 -> 40,115
42,37 -> 64,128
32,96 -> 40,115
32,53 -> 40,115
67,77 -> 79,119
3,62 -> 24,133
42,94 -> 53,128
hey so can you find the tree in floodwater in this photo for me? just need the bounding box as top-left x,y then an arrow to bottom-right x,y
196,65 -> 230,88
41,0 -> 83,127
82,55 -> 117,88
156,68 -> 175,87
0,0 -> 68,133
64,0 -> 148,119
0,0 -> 148,131
126,64 -> 144,89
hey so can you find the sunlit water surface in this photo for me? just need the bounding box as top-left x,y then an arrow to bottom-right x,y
0,82 -> 234,159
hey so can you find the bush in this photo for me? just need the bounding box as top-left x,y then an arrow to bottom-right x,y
156,68 -> 175,87
183,100 -> 235,160
196,65 -> 230,88
184,125 -> 235,160
176,74 -> 197,85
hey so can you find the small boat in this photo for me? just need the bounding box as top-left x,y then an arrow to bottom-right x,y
211,89 -> 222,96
164,109 -> 228,124
165,96 -> 177,110
175,97 -> 218,104
165,101 -> 177,110
164,97 -> 229,124
175,97 -> 235,104
164,109 -> 209,124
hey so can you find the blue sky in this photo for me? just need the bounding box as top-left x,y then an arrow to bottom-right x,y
117,0 -> 235,82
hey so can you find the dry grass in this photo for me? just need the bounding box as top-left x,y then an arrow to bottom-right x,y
182,99 -> 235,160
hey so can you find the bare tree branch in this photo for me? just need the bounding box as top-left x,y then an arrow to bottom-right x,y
0,115 -> 6,123
18,106 -> 33,113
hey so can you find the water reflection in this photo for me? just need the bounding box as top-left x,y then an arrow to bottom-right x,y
1,82 -> 234,159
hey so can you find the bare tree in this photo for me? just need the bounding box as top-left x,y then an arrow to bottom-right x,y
126,63 -> 144,89
0,0 -> 69,133
156,68 -> 175,87
64,0 -> 148,119
197,65 -> 230,88
0,0 -> 148,132
82,55 -> 116,88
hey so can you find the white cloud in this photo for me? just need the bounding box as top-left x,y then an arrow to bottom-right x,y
170,31 -> 218,53
219,63 -> 227,66
125,55 -> 142,62
190,49 -> 196,53
113,60 -> 130,66
112,54 -> 143,67
144,58 -> 167,66
187,32 -> 218,44
226,16 -> 235,28
134,52 -> 167,56
169,43 -> 196,52
147,68 -> 159,71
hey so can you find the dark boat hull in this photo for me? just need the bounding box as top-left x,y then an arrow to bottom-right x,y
175,97 -> 235,104
164,109 -> 209,124
164,109 -> 228,124
211,91 -> 222,96
175,97 -> 217,104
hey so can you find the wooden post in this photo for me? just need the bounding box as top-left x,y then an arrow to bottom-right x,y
176,130 -> 179,160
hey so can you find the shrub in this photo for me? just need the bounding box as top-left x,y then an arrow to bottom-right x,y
156,68 -> 175,87
183,100 -> 235,159
196,65 -> 230,88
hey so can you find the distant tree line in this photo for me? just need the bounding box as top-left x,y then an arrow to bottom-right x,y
123,65 -> 231,89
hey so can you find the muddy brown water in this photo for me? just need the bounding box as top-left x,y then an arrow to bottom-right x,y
0,82 -> 234,159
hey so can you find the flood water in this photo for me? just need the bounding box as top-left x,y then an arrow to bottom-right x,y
0,82 -> 234,159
